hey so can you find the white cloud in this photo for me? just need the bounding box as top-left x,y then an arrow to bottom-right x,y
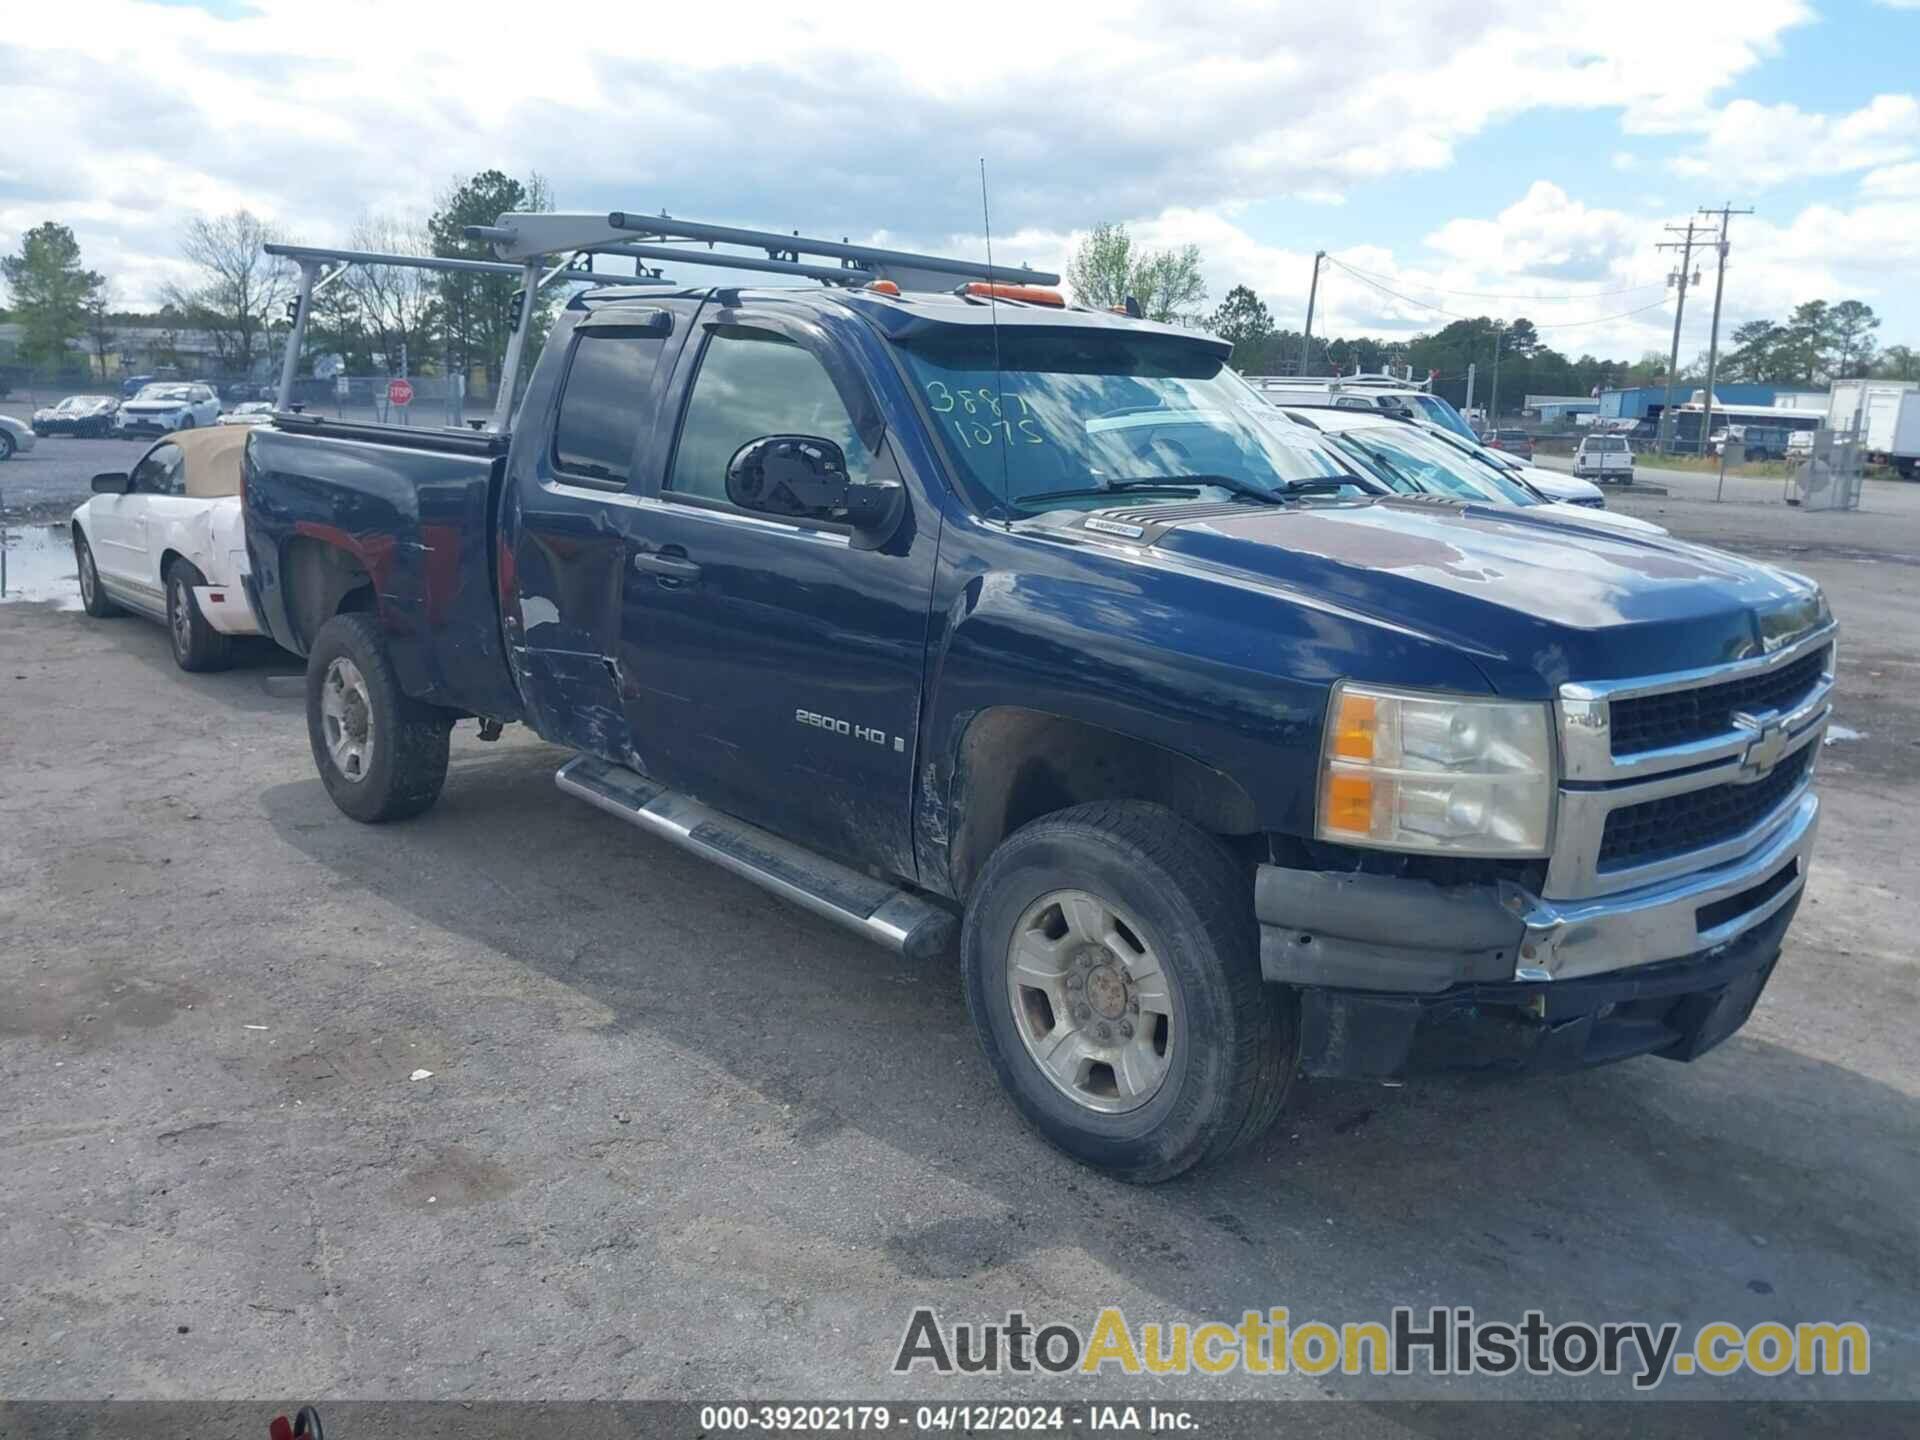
1671,95 -> 1920,186
1071,179 -> 1920,360
1611,152 -> 1639,172
1,0 -> 1816,311
1861,160 -> 1920,197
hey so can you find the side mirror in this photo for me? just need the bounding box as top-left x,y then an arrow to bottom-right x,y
91,472 -> 133,495
726,435 -> 849,517
724,435 -> 907,547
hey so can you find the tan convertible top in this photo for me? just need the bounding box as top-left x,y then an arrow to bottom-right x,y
171,426 -> 251,499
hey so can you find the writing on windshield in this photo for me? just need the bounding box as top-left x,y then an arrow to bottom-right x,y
923,381 -> 1048,450
899,333 -> 1351,515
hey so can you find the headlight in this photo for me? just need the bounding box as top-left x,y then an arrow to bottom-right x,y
1317,682 -> 1555,856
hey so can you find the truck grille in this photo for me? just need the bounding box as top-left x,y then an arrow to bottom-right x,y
1609,646 -> 1829,756
1598,746 -> 1814,871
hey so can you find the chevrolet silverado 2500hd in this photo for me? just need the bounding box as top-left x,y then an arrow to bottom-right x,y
244,278 -> 1834,1182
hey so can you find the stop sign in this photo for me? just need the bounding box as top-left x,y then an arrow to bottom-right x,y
387,378 -> 414,407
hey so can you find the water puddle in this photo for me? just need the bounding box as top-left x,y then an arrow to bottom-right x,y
0,524 -> 83,611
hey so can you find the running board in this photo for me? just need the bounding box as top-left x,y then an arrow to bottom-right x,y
554,755 -> 957,962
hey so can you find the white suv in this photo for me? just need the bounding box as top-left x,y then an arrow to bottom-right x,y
1574,434 -> 1635,485
116,382 -> 222,436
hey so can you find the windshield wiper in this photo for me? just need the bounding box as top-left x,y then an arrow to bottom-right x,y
1020,474 -> 1293,507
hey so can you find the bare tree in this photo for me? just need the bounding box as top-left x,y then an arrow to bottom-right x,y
162,210 -> 294,375
344,213 -> 442,375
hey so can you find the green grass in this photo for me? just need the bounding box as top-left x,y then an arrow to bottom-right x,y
1638,454 -> 1800,480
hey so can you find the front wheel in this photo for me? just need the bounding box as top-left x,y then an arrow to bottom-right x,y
305,612 -> 451,823
0,429 -> 14,461
961,801 -> 1296,1183
74,531 -> 122,618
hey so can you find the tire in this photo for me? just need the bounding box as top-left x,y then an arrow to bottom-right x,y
74,530 -> 123,618
305,612 -> 451,823
178,416 -> 196,431
165,561 -> 233,672
0,429 -> 14,461
961,801 -> 1296,1183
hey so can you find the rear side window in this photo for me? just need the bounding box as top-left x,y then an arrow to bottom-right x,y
553,331 -> 666,485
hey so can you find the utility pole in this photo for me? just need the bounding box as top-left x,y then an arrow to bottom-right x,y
1465,361 -> 1477,424
1300,250 -> 1326,376
1698,203 -> 1753,497
1489,324 -> 1506,425
1655,220 -> 1714,455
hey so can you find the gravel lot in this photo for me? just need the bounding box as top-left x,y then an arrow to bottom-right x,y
1,473 -> 1915,1409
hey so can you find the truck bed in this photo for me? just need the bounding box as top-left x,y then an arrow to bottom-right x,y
243,414 -> 525,723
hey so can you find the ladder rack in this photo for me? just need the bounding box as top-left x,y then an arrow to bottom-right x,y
469,209 -> 1058,294
268,209 -> 1059,430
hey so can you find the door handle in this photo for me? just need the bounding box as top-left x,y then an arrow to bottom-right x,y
633,547 -> 701,582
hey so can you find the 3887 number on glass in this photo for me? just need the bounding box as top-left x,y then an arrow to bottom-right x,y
925,381 -> 1047,449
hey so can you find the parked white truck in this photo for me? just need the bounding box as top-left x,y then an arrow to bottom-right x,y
1829,380 -> 1920,478
1574,433 -> 1635,485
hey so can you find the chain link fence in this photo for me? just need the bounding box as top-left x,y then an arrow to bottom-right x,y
1,362 -> 502,430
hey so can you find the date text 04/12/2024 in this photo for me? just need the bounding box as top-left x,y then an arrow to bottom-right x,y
697,1404 -> 1195,1432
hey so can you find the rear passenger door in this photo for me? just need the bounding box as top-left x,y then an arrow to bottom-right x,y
501,306 -> 686,762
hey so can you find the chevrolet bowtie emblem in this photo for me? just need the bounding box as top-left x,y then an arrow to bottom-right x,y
1733,711 -> 1789,780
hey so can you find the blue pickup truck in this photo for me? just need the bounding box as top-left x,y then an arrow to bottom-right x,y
243,282 -> 1835,1181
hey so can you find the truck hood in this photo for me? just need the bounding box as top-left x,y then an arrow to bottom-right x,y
1095,497 -> 1827,695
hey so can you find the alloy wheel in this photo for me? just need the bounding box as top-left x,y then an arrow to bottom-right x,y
319,657 -> 376,783
1006,889 -> 1176,1114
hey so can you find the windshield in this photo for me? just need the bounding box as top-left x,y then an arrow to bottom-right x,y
57,396 -> 108,412
136,385 -> 193,403
1331,426 -> 1541,506
897,332 -> 1363,515
1397,391 -> 1477,439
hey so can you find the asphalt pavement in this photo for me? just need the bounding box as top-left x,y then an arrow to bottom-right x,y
1,432 -> 155,523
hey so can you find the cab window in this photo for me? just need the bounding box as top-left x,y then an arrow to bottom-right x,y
552,330 -> 668,485
132,443 -> 185,495
667,327 -> 873,506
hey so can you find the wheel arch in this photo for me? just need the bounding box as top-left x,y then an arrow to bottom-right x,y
282,535 -> 378,652
946,705 -> 1261,902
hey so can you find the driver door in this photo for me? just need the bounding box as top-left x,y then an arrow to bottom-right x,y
91,441 -> 180,605
615,315 -> 940,877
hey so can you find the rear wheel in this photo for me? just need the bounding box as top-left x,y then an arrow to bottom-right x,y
961,801 -> 1295,1183
74,531 -> 122,618
165,561 -> 232,672
305,612 -> 451,823
0,429 -> 14,461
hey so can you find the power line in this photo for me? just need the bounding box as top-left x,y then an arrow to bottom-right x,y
1331,258 -> 1666,303
1324,257 -> 1670,330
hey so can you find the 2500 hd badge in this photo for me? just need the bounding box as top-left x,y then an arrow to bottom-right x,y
797,708 -> 906,753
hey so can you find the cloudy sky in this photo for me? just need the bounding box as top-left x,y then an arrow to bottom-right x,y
5,0 -> 1919,362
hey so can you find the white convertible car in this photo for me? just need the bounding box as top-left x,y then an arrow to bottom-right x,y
71,427 -> 264,670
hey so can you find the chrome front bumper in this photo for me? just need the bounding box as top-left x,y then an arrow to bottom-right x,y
1512,791 -> 1816,981
1257,793 -> 1817,993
